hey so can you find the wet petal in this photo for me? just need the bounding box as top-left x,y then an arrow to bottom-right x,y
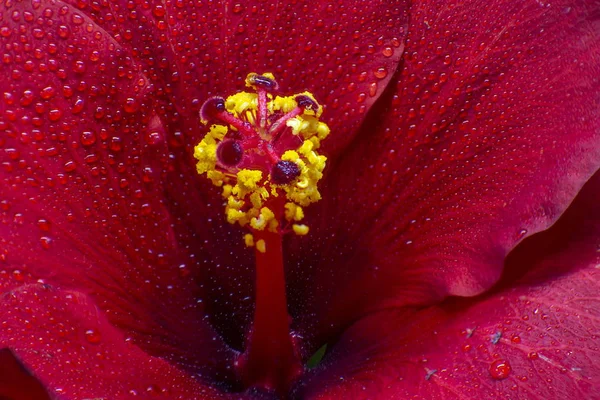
0,284 -> 252,399
69,0 -> 410,151
289,0 -> 600,344
1,0 -> 410,349
295,169 -> 600,399
0,0 -> 233,378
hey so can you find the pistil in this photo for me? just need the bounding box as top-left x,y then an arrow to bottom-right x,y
193,73 -> 330,394
235,229 -> 302,393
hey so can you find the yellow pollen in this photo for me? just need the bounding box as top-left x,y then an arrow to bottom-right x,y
256,239 -> 267,254
193,72 -> 330,243
244,233 -> 255,247
292,224 -> 309,236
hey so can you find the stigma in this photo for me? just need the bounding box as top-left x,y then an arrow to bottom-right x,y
194,73 -> 330,246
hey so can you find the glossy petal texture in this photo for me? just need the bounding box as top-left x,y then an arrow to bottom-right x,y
70,0 -> 409,152
288,0 -> 600,347
0,0 -> 234,387
0,284 -> 251,399
295,169 -> 600,400
0,0 -> 410,392
60,0 -> 409,346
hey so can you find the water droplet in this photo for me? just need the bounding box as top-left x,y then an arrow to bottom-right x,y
37,219 -> 51,231
152,5 -> 166,17
40,236 -> 52,249
71,13 -> 84,25
527,352 -> 539,360
374,67 -> 388,79
12,270 -> 24,281
85,328 -> 102,344
382,46 -> 393,57
368,82 -> 377,97
178,264 -> 191,277
489,359 -> 511,380
518,228 -> 527,238
73,60 -> 86,74
40,86 -> 56,99
146,131 -> 163,145
80,131 -> 96,146
63,161 -> 76,172
13,213 -> 24,225
110,137 -> 123,152
48,109 -> 62,121
124,97 -> 139,113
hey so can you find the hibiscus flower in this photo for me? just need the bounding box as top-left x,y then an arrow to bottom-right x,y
1,0 -> 599,399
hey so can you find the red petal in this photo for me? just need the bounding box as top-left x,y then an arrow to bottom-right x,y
0,0 -> 233,378
295,169 -> 600,399
289,0 -> 600,343
0,284 -> 251,399
68,0 -> 409,151
1,0 -> 410,351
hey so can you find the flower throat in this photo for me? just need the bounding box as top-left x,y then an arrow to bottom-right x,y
194,73 -> 330,394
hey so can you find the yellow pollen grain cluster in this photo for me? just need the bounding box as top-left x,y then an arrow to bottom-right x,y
193,124 -> 228,183
280,140 -> 327,207
193,73 -> 331,243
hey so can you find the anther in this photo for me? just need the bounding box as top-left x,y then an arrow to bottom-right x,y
217,140 -> 244,166
246,73 -> 279,91
295,94 -> 319,112
271,160 -> 301,185
200,96 -> 226,123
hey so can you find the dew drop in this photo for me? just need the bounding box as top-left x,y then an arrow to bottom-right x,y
80,131 -> 96,146
71,13 -> 84,25
178,264 -> 190,278
124,97 -> 139,113
527,352 -> 539,360
13,213 -> 24,225
12,270 -> 24,282
368,82 -> 377,97
63,161 -> 76,172
152,5 -> 166,17
73,60 -> 86,74
382,46 -> 393,57
85,328 -> 102,344
37,219 -> 51,231
110,137 -> 123,152
374,67 -> 388,79
71,98 -> 85,114
146,131 -> 163,146
48,109 -> 62,121
489,359 -> 511,380
518,228 -> 527,238
40,236 -> 52,249
40,86 -> 56,99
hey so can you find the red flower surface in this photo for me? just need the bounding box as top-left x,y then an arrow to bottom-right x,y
1,0 -> 599,399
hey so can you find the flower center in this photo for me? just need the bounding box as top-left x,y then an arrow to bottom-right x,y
194,72 -> 329,246
194,73 -> 330,394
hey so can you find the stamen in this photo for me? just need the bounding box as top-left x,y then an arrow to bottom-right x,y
194,73 -> 329,240
295,94 -> 319,112
217,140 -> 244,166
246,73 -> 279,130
